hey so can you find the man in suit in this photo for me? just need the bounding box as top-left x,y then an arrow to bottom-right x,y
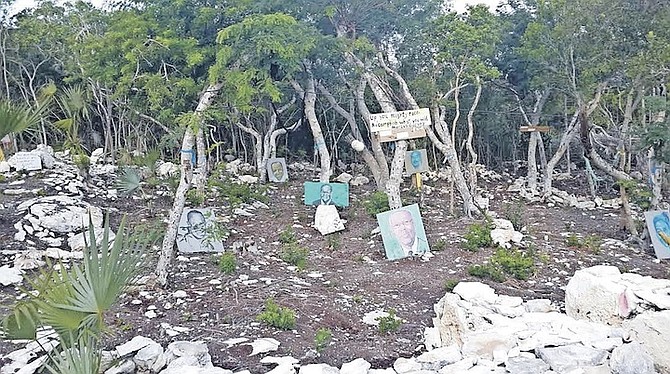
388,209 -> 429,258
311,183 -> 334,205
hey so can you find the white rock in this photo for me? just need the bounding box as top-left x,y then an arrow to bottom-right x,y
334,172 -> 353,184
0,265 -> 23,286
27,196 -> 103,234
298,363 -> 340,374
363,310 -> 391,326
164,341 -> 212,368
314,205 -> 345,235
105,359 -> 136,374
437,357 -> 476,374
351,140 -> 365,152
222,338 -> 249,347
393,357 -> 421,374
423,326 -> 441,351
246,338 -> 280,356
535,344 -> 608,373
90,148 -> 104,164
173,290 -> 188,298
45,247 -> 83,260
134,343 -> 164,371
524,299 -> 554,313
238,175 -> 258,184
0,161 -> 10,172
261,356 -> 300,366
67,227 -> 116,251
416,344 -> 462,365
340,358 -> 371,374
490,228 -> 523,249
625,310 -> 670,373
158,162 -> 180,177
452,282 -> 498,304
32,145 -> 55,168
565,266 -> 629,324
8,151 -> 42,171
350,176 -> 369,186
116,336 -> 157,357
267,363 -> 296,374
609,342 -> 654,374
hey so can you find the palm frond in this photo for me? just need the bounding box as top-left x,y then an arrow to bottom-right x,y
115,167 -> 142,196
45,335 -> 100,374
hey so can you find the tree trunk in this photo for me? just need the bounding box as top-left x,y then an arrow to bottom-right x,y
466,77 -> 482,195
155,83 -> 221,287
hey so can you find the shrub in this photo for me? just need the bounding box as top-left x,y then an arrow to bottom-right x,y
376,309 -> 402,334
218,252 -> 236,275
491,248 -> 535,280
362,191 -> 389,216
257,299 -> 296,330
280,243 -> 309,270
468,264 -> 506,282
432,238 -> 448,251
443,279 -> 459,292
327,234 -> 341,251
279,226 -> 297,244
502,201 -> 525,231
314,328 -> 332,353
462,220 -> 493,251
207,169 -> 268,207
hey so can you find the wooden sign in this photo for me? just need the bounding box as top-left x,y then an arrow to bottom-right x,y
520,126 -> 551,133
370,108 -> 430,143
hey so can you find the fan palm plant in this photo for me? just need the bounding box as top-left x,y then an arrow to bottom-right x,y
1,215 -> 150,373
0,99 -> 51,161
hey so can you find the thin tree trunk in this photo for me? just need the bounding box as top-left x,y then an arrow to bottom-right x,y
155,83 -> 221,287
466,77 -> 482,194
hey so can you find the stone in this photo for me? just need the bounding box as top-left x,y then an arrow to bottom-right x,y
424,326 -> 442,351
238,175 -> 258,184
245,338 -> 280,356
164,341 -> 212,368
8,151 -> 42,171
298,364 -> 340,374
452,282 -> 498,304
0,161 -> 10,172
90,148 -> 104,164
67,227 -> 116,251
350,176 -> 369,186
105,360 -> 136,374
334,172 -> 353,184
363,310 -> 392,326
134,342 -> 164,371
504,356 -> 550,374
261,356 -> 300,366
625,310 -> 670,373
158,162 -> 180,177
535,344 -> 608,373
32,145 -> 55,169
436,293 -> 468,347
490,228 -> 523,249
159,366 -> 232,374
116,336 -> 157,357
25,196 -> 104,234
609,342 -> 654,374
393,357 -> 421,373
267,364 -> 297,374
524,299 -> 554,313
437,358 -> 476,374
416,344 -> 462,366
565,266 -> 629,324
340,358 -> 371,374
314,205 -> 345,235
461,330 -> 516,363
0,265 -> 23,285
45,247 -> 83,260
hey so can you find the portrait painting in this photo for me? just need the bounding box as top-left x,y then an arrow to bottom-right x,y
376,203 -> 430,260
644,210 -> 670,259
405,149 -> 429,174
176,208 -> 225,253
267,157 -> 288,183
303,182 -> 349,207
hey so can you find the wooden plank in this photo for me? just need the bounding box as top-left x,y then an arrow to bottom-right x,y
370,108 -> 431,133
520,125 -> 551,133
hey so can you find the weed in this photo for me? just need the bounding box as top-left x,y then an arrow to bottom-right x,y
279,226 -> 297,244
362,191 -> 390,216
502,201 -> 525,231
353,254 -> 365,263
186,190 -> 206,207
327,234 -> 341,251
565,233 -> 581,247
218,252 -> 237,275
280,243 -> 309,270
208,169 -> 268,207
443,279 -> 459,292
491,248 -> 535,280
462,220 -> 493,252
433,238 -> 448,252
352,295 -> 364,303
314,328 -> 332,353
376,309 -> 402,334
257,299 -> 296,330
468,264 -> 506,282
565,233 -> 602,253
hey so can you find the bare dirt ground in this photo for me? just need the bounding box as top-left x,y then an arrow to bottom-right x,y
1,165 -> 668,373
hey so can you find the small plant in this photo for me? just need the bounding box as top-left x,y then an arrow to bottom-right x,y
502,201 -> 525,231
443,279 -> 459,292
468,264 -> 506,282
433,238 -> 448,252
207,169 -> 268,207
352,295 -> 364,304
462,220 -> 493,251
327,234 -> 341,251
362,191 -> 390,216
376,309 -> 402,334
565,233 -> 602,253
314,328 -> 332,353
218,252 -> 237,275
565,233 -> 581,247
279,226 -> 297,244
280,243 -> 309,270
491,248 -> 535,280
186,189 -> 206,206
257,299 -> 296,330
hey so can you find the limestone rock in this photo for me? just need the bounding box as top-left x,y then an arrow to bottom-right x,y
298,364 -> 340,374
8,151 -> 42,171
565,266 -> 629,324
505,356 -> 550,374
452,282 -> 498,304
0,265 -> 23,286
350,176 -> 369,186
535,344 -> 608,373
334,172 -> 353,184
625,310 -> 670,373
609,342 -> 654,374
340,358 -> 371,374
314,205 -> 345,235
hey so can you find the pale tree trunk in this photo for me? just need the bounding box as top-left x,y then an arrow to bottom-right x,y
543,84 -> 606,197
427,105 -> 474,215
155,83 -> 221,287
354,78 -> 389,186
260,97 -> 297,182
193,126 -> 208,193
466,77 -> 482,194
318,81 -> 386,190
513,87 -> 550,193
291,66 -> 331,183
235,114 -> 263,177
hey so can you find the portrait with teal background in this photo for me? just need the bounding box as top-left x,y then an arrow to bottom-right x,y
376,203 -> 430,260
644,210 -> 670,259
303,182 -> 349,207
405,149 -> 429,174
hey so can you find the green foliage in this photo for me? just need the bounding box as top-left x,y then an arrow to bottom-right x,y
443,279 -> 459,292
45,337 -> 100,374
280,243 -> 309,270
491,247 -> 535,280
279,226 -> 297,244
639,120 -> 670,164
376,309 -> 402,334
502,201 -> 525,231
566,233 -> 602,253
314,328 -> 332,353
186,190 -> 206,207
218,252 -> 237,275
362,192 -> 390,216
0,87 -> 54,140
616,179 -> 652,211
208,168 -> 268,207
256,299 -> 296,330
116,167 -> 142,197
462,220 -> 493,251
468,264 -> 506,282
432,238 -> 448,252
326,234 -> 341,251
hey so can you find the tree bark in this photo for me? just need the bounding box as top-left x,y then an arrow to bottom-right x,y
155,83 -> 221,287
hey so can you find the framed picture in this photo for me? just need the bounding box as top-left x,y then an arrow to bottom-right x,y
644,210 -> 670,259
376,203 -> 430,260
405,149 -> 429,174
176,208 -> 225,253
303,182 -> 349,207
267,157 -> 288,183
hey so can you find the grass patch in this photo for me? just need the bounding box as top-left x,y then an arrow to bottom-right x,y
256,299 -> 296,330
502,201 -> 525,231
565,233 -> 602,253
376,309 -> 402,334
462,220 -> 493,252
362,191 -> 389,216
468,247 -> 536,282
218,252 -> 237,275
432,238 -> 448,251
279,226 -> 297,244
280,243 -> 309,270
314,328 -> 332,353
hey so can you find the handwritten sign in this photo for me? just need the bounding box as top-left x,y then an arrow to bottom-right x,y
7,152 -> 42,171
370,108 -> 429,143
520,126 -> 550,133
